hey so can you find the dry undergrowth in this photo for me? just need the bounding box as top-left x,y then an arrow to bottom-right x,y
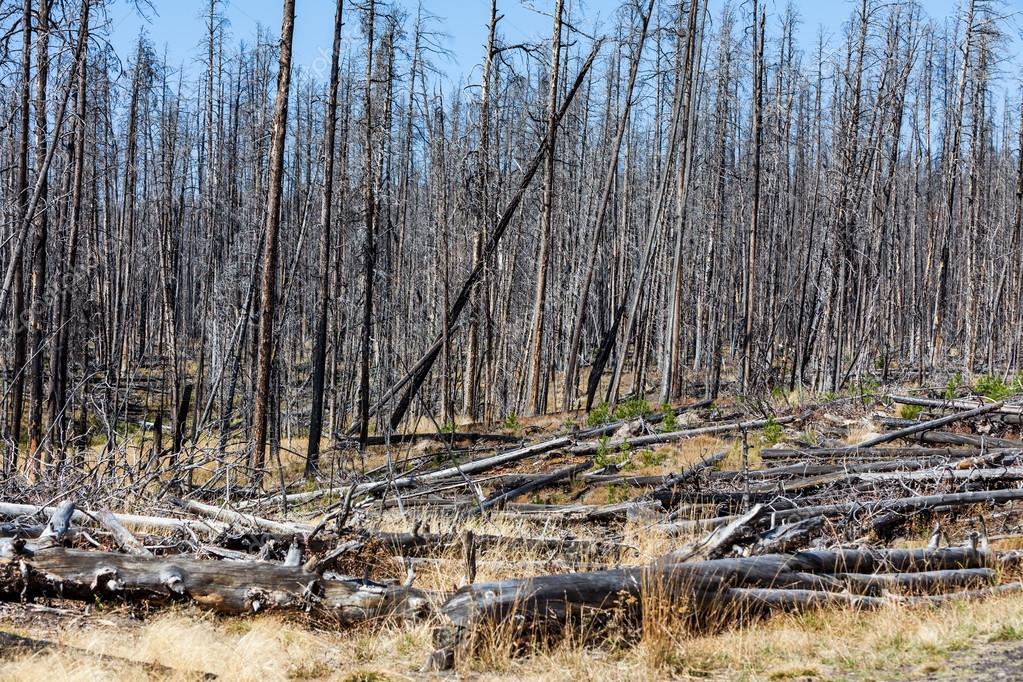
9,396 -> 1019,680
4,593 -> 1023,680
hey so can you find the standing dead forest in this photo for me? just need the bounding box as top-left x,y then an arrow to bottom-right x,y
7,0 -> 1023,678
0,0 -> 1019,483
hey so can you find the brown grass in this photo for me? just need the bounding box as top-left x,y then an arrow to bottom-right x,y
6,593 -> 1023,680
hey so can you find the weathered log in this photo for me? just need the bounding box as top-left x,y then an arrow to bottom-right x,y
746,461 -> 1023,494
570,416 -> 798,455
853,467 -> 1023,483
478,460 -> 591,512
0,501 -> 226,535
716,586 -> 886,614
890,395 -> 1023,415
635,450 -> 728,502
855,402 -> 1003,448
498,499 -> 665,522
667,504 -> 766,562
574,398 -> 715,439
180,498 -> 313,535
476,451 -> 728,495
776,488 -> 1023,523
658,487 -> 1023,535
379,530 -> 623,559
335,431 -> 522,447
38,501 -> 76,544
830,567 -> 995,596
758,446 -> 988,461
223,527 -> 624,561
95,509 -> 153,557
429,546 -> 993,668
0,538 -> 428,622
900,581 -> 1023,605
909,431 -> 1023,448
750,516 -> 826,555
282,436 -> 574,505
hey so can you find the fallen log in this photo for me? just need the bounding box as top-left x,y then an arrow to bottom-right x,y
372,530 -> 623,560
0,501 -> 225,535
853,467 -> 1023,483
909,431 -> 1023,449
429,546 -> 993,667
570,416 -> 798,455
335,431 -> 522,447
855,402 -> 1003,448
716,586 -> 885,614
759,446 -> 987,461
96,509 -> 153,557
668,505 -> 767,562
0,503 -> 431,622
478,460 -> 592,512
750,516 -> 826,555
498,499 -> 665,522
657,487 -> 1023,535
180,499 -> 313,535
635,450 -> 728,503
575,398 -> 715,439
0,508 -> 429,624
281,436 -> 574,505
831,567 -> 995,596
746,460 -> 1023,495
890,395 -> 1023,416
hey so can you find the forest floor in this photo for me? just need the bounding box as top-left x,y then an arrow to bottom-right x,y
4,388 -> 1023,680
3,590 -> 1023,680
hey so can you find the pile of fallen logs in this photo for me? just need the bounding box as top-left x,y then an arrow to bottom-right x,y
5,393 -> 1023,669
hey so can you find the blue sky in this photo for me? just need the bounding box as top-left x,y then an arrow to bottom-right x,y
105,0 -> 1021,84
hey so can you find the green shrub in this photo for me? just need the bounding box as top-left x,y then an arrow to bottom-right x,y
593,436 -> 634,470
594,436 -> 613,468
503,412 -> 519,431
660,402 -> 678,432
855,377 -> 880,405
613,396 -> 652,421
587,403 -> 612,427
640,449 -> 667,467
974,374 -> 1011,401
944,372 -> 963,400
762,417 -> 783,445
605,482 -> 630,504
900,403 -> 923,420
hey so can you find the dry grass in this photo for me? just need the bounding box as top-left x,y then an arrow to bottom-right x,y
15,388 -> 1012,679
6,592 -> 1023,680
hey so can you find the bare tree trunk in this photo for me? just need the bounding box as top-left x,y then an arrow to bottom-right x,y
565,0 -> 654,413
929,0 -> 975,369
351,43 -> 601,435
26,0 -> 50,471
357,0 -> 377,446
251,0 -> 296,482
6,0 -> 32,469
306,0 -> 345,476
740,0 -> 764,393
46,0 -> 91,468
463,0 -> 499,420
663,0 -> 704,402
525,0 -> 564,415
